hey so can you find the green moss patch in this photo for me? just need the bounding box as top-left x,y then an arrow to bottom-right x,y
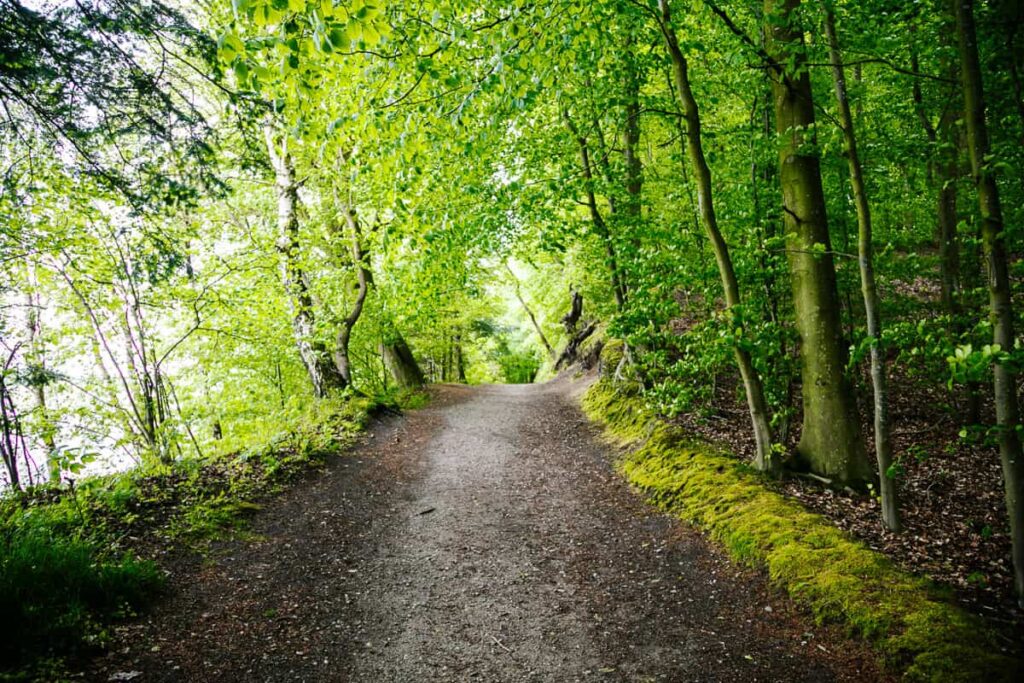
582,378 -> 1022,681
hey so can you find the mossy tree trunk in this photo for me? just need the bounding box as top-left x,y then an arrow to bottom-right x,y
263,123 -> 347,399
954,0 -> 1024,608
763,0 -> 871,486
382,332 -> 425,389
824,10 -> 899,530
656,0 -> 776,474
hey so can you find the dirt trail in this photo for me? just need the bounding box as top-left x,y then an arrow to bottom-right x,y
88,379 -> 885,682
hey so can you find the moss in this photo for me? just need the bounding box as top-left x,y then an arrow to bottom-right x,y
583,378 -> 1022,681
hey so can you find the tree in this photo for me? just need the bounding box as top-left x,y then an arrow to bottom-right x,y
263,123 -> 348,398
824,7 -> 898,529
954,0 -> 1024,608
763,0 -> 872,487
653,0 -> 776,473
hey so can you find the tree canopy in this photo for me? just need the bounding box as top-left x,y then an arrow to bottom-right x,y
3,0 -> 1024,611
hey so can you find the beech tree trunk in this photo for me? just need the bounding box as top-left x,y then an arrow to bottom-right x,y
825,10 -> 899,530
955,0 -> 1024,607
506,263 -> 555,359
564,111 -> 628,310
658,0 -> 776,473
333,202 -> 371,387
382,332 -> 425,389
264,124 -> 347,398
764,0 -> 871,486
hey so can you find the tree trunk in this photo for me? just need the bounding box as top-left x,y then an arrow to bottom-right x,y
764,0 -> 871,486
937,118 -> 962,316
658,0 -> 776,473
824,10 -> 899,530
564,111 -> 628,310
333,203 -> 371,388
263,123 -> 347,398
955,0 -> 1024,608
454,335 -> 466,383
506,263 -> 555,359
382,332 -> 425,389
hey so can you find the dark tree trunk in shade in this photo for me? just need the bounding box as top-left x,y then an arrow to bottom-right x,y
382,333 -> 425,389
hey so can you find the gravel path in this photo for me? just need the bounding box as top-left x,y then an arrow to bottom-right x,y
88,379 -> 886,682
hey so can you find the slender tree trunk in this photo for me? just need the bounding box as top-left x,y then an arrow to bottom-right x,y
454,335 -> 466,383
937,117 -> 962,315
955,0 -> 1024,608
333,204 -> 371,387
564,112 -> 627,310
825,10 -> 899,530
506,263 -> 555,359
0,374 -> 22,490
764,0 -> 871,486
657,0 -> 776,473
263,124 -> 347,398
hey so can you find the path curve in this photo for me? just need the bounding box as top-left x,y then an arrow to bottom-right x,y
88,379 -> 885,682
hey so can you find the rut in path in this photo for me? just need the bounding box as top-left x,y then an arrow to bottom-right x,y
89,379 -> 885,682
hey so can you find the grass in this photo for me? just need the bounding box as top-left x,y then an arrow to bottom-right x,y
0,522 -> 163,674
582,377 -> 1022,682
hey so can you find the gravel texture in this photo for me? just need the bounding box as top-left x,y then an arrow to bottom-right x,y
86,379 -> 887,682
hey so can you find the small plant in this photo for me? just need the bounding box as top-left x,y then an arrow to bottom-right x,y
0,523 -> 163,667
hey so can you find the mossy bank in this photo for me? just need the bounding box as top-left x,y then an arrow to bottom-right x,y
581,377 -> 1022,682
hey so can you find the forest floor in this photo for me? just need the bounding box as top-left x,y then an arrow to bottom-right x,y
676,366 -> 1022,634
84,378 -> 887,682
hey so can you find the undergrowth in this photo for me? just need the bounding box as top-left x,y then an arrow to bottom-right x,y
0,391 -> 412,679
582,376 -> 1022,682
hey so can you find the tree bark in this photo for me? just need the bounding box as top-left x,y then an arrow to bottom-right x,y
764,0 -> 871,486
333,204 -> 371,387
381,332 -> 425,389
564,111 -> 628,310
824,10 -> 899,530
264,123 -> 347,398
658,0 -> 776,472
955,0 -> 1024,607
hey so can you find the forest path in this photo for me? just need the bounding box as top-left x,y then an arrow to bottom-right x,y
88,379 -> 885,682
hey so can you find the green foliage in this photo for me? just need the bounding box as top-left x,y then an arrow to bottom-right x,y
583,379 -> 1022,681
3,0 -> 1024,670
0,521 -> 163,668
